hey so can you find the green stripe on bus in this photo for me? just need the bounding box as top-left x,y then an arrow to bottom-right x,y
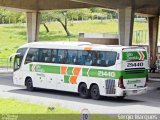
122,70 -> 148,79
82,68 -> 89,76
82,68 -> 122,79
30,64 -> 148,79
142,51 -> 147,59
30,64 -> 60,74
67,67 -> 74,75
64,75 -> 70,83
82,68 -> 148,79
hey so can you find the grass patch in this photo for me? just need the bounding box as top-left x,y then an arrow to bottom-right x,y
0,98 -> 118,120
0,20 -> 149,59
0,98 -> 77,114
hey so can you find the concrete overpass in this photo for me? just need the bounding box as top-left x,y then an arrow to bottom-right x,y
0,0 -> 160,64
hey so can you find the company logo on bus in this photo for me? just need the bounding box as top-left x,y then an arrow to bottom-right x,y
126,53 -> 139,60
127,53 -> 133,58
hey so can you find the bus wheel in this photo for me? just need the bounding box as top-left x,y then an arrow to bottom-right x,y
78,83 -> 90,98
25,78 -> 34,91
90,84 -> 101,100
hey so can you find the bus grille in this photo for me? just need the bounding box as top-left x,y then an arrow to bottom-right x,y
105,80 -> 115,94
125,68 -> 145,74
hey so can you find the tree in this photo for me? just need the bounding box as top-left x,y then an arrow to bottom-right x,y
41,12 -> 51,33
67,9 -> 92,20
41,11 -> 71,36
56,11 -> 71,36
0,9 -> 26,24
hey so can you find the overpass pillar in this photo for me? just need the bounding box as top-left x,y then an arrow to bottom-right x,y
118,7 -> 135,46
26,12 -> 41,43
148,16 -> 159,65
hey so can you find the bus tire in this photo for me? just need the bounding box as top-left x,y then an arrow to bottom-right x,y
78,83 -> 90,98
90,84 -> 101,100
25,78 -> 34,91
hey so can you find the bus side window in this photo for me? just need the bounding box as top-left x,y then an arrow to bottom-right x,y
25,48 -> 39,64
97,51 -> 109,67
39,49 -> 52,63
97,52 -> 103,66
78,50 -> 84,65
91,51 -> 97,66
51,49 -> 58,63
57,49 -> 67,64
67,50 -> 78,65
45,50 -> 52,62
85,51 -> 93,66
106,52 -> 117,66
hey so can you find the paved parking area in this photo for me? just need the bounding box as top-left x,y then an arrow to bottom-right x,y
0,72 -> 160,114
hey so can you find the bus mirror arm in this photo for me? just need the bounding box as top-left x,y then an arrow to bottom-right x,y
9,53 -> 21,62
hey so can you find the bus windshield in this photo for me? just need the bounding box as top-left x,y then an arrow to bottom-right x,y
14,48 -> 27,71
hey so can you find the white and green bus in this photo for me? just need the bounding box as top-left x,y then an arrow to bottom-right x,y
12,42 -> 148,99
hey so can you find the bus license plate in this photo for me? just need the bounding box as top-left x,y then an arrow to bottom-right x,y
133,90 -> 138,93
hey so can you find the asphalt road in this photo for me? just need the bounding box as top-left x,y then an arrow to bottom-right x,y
0,72 -> 160,114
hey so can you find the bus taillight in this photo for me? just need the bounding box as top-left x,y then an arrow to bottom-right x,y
118,76 -> 125,89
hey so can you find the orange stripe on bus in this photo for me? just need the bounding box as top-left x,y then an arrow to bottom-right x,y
61,66 -> 67,74
84,47 -> 92,50
73,67 -> 81,76
70,76 -> 77,84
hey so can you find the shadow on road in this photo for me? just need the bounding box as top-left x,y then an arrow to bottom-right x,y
8,87 -> 145,107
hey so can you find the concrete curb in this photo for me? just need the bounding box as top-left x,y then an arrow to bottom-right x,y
149,78 -> 160,82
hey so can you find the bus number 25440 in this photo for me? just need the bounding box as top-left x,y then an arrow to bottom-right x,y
127,62 -> 143,67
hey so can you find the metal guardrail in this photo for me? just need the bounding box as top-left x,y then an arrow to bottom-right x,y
0,58 -> 13,70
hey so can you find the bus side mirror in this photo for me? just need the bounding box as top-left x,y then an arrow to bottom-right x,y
9,56 -> 12,62
9,53 -> 20,63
